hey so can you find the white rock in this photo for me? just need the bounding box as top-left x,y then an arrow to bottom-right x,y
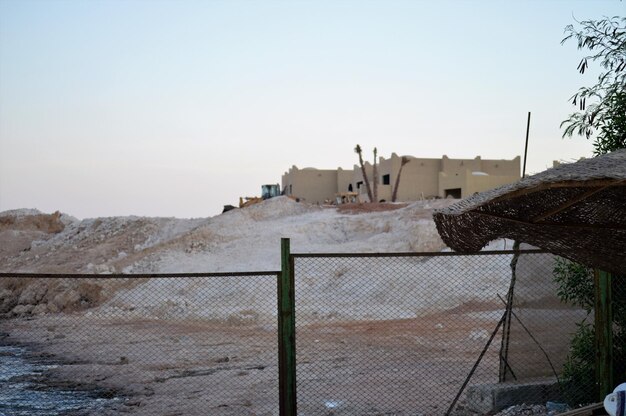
18,283 -> 47,305
468,329 -> 489,341
32,303 -> 48,315
12,304 -> 34,316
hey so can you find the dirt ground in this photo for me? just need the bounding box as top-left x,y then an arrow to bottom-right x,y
335,203 -> 410,215
0,303 -> 531,416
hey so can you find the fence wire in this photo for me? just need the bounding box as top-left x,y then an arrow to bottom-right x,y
0,250 -> 603,416
293,252 -> 591,416
0,273 -> 279,416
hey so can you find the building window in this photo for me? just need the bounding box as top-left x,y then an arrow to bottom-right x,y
356,181 -> 363,189
444,188 -> 462,199
289,184 -> 292,194
348,184 -> 353,192
382,174 -> 390,185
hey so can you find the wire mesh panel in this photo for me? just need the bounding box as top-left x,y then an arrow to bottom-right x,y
502,259 -> 623,411
0,273 -> 279,416
498,254 -> 592,410
293,252 -> 583,415
0,251 -> 604,416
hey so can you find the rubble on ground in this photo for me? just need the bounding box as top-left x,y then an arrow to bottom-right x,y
1,197 -> 519,321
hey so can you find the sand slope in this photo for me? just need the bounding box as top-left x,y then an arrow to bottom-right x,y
0,197 -> 455,274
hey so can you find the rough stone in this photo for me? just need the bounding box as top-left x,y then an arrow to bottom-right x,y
18,282 -> 48,305
94,263 -> 115,274
11,304 -> 34,316
466,380 -> 561,414
494,404 -> 547,416
52,290 -> 81,311
32,303 -> 48,315
0,289 -> 17,314
0,288 -> 12,300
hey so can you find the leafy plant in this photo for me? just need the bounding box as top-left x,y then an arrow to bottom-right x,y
593,90 -> 626,155
553,258 -> 594,312
554,258 -> 626,405
561,16 -> 626,144
556,13 -> 626,405
561,322 -> 595,405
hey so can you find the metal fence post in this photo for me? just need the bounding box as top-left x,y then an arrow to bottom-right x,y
278,238 -> 297,416
594,269 -> 613,400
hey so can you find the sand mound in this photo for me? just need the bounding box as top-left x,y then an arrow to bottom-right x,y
0,210 -> 65,234
1,197 -> 469,319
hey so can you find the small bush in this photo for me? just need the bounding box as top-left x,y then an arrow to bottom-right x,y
554,258 -> 626,405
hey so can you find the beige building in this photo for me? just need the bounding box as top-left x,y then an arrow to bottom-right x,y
282,153 -> 520,203
281,166 -> 353,204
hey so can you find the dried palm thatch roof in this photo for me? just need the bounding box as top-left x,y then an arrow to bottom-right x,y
433,149 -> 626,274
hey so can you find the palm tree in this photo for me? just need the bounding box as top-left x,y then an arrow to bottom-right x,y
372,147 -> 379,202
354,144 -> 374,202
391,156 -> 410,202
372,148 -> 378,202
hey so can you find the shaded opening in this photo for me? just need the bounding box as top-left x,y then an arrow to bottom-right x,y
382,174 -> 390,185
445,188 -> 462,199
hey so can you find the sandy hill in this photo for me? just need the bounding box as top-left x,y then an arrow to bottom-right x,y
2,197 -> 537,324
3,197 -> 493,319
0,197 -> 456,274
0,196 -> 546,329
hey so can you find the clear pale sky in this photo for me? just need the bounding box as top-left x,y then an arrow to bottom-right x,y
0,0 -> 623,218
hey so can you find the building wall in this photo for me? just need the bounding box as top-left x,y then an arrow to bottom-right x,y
478,156 -> 520,176
377,154 -> 444,200
351,163 -> 375,201
437,156 -> 520,198
438,170 -> 520,198
395,157 -> 442,199
281,166 -> 338,204
466,173 -> 520,196
281,153 -> 521,204
337,168 -> 354,194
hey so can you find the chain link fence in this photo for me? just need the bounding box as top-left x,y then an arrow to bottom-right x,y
0,273 -> 279,416
293,251 -> 591,415
0,250 -> 603,415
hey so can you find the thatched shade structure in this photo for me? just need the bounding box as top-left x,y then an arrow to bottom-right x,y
433,149 -> 626,274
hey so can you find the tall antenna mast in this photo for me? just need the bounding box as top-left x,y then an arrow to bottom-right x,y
522,112 -> 531,178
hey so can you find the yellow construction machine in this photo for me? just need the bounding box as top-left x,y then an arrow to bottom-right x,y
238,184 -> 282,208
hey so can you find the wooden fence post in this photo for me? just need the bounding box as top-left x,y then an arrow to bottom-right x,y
594,269 -> 613,400
278,238 -> 297,416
